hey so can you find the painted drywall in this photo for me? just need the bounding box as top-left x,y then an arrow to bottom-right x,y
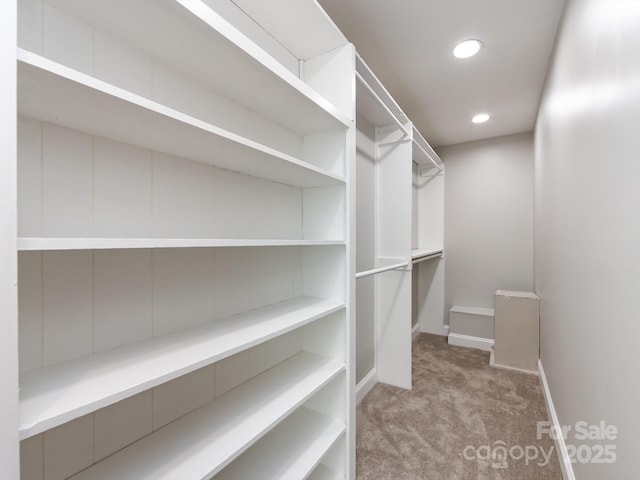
355,113 -> 376,384
439,132 -> 534,327
414,258 -> 446,335
535,1 -> 640,478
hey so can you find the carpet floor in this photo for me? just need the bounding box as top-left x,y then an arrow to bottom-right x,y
356,333 -> 562,480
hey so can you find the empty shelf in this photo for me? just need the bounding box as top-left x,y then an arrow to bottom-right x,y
216,407 -> 345,480
308,464 -> 343,480
43,0 -> 350,134
20,296 -> 345,439
17,50 -> 345,189
411,248 -> 443,261
412,133 -> 442,170
17,237 -> 345,251
355,54 -> 407,130
70,352 -> 345,479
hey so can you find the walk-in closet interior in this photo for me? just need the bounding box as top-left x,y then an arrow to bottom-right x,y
1,0 -> 573,479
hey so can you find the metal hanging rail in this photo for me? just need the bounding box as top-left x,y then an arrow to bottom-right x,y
355,261 -> 409,279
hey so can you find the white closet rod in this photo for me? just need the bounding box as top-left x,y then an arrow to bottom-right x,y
412,252 -> 442,265
355,71 -> 410,137
355,261 -> 409,279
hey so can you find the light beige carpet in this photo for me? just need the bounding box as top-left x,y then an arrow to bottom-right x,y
356,333 -> 562,480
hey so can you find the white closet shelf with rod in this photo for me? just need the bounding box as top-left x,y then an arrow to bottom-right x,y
411,248 -> 444,265
355,261 -> 410,279
354,55 -> 443,172
355,70 -> 409,139
355,53 -> 409,139
412,126 -> 444,172
353,53 -> 411,292
354,51 -> 444,391
354,54 -> 412,282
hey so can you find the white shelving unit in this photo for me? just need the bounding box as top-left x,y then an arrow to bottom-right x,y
354,53 -> 445,394
412,147 -> 446,336
355,55 -> 413,390
12,0 -> 355,479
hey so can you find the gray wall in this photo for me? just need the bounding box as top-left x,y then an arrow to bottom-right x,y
535,0 -> 640,477
355,113 -> 376,384
439,133 -> 534,321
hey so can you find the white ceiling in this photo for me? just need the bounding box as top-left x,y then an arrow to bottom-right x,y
318,0 -> 565,147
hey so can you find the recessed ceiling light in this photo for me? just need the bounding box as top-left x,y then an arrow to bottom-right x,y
472,113 -> 490,124
453,39 -> 482,59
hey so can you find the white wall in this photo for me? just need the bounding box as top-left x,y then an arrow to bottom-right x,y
439,132 -> 534,321
535,1 -> 640,478
355,113 -> 375,384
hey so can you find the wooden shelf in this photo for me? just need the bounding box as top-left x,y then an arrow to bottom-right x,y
17,50 -> 345,189
69,353 -> 344,480
20,296 -> 345,440
17,237 -> 345,251
216,407 -> 344,480
43,0 -> 351,134
308,464 -> 343,480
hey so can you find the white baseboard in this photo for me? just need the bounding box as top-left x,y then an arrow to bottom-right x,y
419,324 -> 449,337
412,322 -> 420,341
355,368 -> 377,405
447,333 -> 494,352
538,359 -> 575,480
